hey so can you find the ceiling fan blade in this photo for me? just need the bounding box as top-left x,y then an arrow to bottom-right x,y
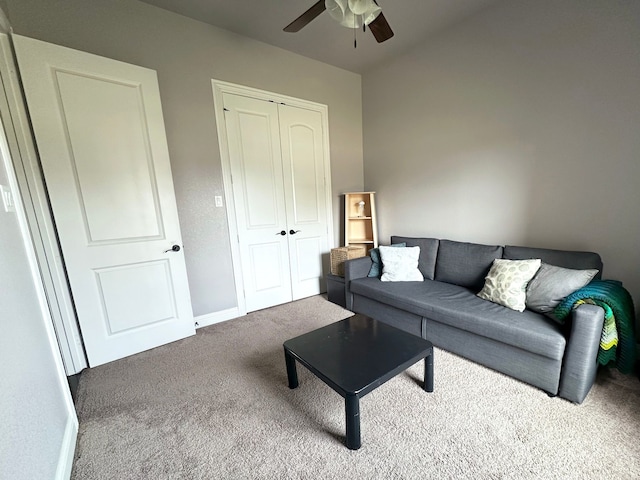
368,12 -> 394,43
283,0 -> 327,33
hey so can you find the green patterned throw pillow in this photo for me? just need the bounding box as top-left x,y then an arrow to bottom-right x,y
477,258 -> 541,311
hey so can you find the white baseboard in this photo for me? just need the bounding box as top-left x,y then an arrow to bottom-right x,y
195,307 -> 243,329
56,416 -> 78,480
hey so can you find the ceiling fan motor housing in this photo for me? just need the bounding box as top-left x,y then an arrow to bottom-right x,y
326,0 -> 381,28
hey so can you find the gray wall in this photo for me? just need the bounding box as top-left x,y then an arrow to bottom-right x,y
363,0 -> 640,312
0,107 -> 73,478
4,0 -> 364,316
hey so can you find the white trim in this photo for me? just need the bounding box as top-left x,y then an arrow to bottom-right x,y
211,82 -> 247,316
0,34 -> 87,374
0,6 -> 10,35
195,307 -> 243,329
55,417 -> 78,480
0,77 -> 78,480
210,79 -> 334,316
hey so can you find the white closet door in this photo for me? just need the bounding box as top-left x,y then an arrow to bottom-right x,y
14,35 -> 195,367
222,92 -> 331,312
223,93 -> 293,312
279,105 -> 329,300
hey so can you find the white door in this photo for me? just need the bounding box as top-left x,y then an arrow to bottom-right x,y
14,35 -> 195,367
223,94 -> 292,311
279,105 -> 329,300
222,93 -> 330,312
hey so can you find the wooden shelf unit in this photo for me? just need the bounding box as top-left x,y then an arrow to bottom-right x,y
344,192 -> 378,251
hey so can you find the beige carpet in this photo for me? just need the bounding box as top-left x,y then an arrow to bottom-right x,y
72,295 -> 640,479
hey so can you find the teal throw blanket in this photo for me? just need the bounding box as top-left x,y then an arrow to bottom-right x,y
554,280 -> 636,374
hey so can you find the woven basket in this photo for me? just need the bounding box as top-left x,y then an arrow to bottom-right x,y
330,246 -> 367,276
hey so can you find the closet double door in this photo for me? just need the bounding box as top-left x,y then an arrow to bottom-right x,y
223,93 -> 330,312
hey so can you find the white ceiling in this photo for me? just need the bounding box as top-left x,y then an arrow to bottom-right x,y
138,0 -> 500,73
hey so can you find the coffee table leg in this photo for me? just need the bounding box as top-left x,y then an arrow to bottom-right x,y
345,394 -> 361,450
424,348 -> 434,392
284,348 -> 298,389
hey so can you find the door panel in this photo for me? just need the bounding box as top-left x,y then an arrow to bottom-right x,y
279,105 -> 328,300
14,35 -> 195,367
293,235 -> 324,285
223,93 -> 292,311
94,260 -> 177,334
289,124 -> 319,223
249,242 -> 286,292
55,70 -> 163,242
237,111 -> 282,229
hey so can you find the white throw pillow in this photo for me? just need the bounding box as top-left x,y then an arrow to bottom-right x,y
379,245 -> 424,282
477,258 -> 541,311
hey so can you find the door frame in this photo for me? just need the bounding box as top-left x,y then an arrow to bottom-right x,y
0,35 -> 78,479
0,33 -> 87,374
211,80 -> 334,316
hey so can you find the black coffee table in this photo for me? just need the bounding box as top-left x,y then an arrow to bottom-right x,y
283,314 -> 434,450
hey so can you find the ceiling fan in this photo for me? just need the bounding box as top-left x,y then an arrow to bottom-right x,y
284,0 -> 394,43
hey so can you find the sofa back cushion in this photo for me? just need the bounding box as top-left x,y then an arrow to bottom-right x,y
435,239 -> 503,291
390,236 -> 439,280
503,245 -> 603,279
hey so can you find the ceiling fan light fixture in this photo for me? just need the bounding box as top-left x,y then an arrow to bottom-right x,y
325,0 -> 381,29
348,0 -> 380,19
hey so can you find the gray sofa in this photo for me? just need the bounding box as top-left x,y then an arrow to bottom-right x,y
344,237 -> 605,404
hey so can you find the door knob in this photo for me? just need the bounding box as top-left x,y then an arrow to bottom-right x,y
289,230 -> 301,235
164,245 -> 181,253
276,230 -> 286,236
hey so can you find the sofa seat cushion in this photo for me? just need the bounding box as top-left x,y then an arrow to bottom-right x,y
349,277 -> 566,360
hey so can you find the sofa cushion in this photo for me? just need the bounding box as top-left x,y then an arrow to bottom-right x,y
379,246 -> 423,282
434,240 -> 503,291
525,263 -> 599,318
391,236 -> 439,280
503,245 -> 603,280
477,258 -> 541,312
350,277 -> 566,360
368,242 -> 406,278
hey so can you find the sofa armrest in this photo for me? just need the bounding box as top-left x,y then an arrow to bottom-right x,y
343,256 -> 372,310
558,304 -> 605,403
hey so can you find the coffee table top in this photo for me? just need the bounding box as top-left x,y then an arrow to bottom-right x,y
283,314 -> 433,398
